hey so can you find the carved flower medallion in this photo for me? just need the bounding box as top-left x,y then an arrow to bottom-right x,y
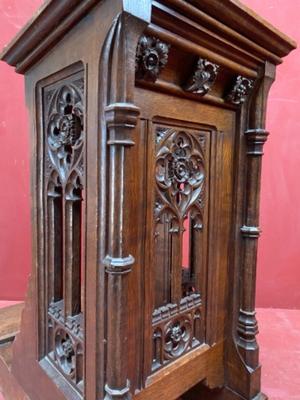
136,35 -> 170,82
164,318 -> 192,359
55,329 -> 76,376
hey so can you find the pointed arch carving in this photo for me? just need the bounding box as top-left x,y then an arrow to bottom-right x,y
40,65 -> 85,395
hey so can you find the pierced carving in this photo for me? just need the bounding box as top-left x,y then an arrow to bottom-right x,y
185,58 -> 219,95
43,70 -> 85,394
55,330 -> 76,376
164,318 -> 192,359
48,301 -> 84,390
153,126 -> 208,332
227,75 -> 254,105
46,81 -> 84,181
136,35 -> 170,82
152,294 -> 202,371
155,129 -> 205,229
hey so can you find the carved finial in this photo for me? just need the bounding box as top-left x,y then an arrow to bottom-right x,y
227,75 -> 254,105
185,58 -> 219,95
136,35 -> 170,82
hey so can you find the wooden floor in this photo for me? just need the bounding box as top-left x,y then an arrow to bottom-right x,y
0,304 -> 299,400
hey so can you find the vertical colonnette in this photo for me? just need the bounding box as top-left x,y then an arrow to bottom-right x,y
100,3 -> 151,399
237,63 -> 276,369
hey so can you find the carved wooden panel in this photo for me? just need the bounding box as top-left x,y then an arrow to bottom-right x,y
150,123 -> 211,372
41,67 -> 85,395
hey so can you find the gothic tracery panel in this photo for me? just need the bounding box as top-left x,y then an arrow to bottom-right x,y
42,68 -> 85,394
151,124 -> 210,371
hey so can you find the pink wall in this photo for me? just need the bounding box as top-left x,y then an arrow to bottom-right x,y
0,0 -> 42,300
0,1 -> 299,308
243,0 -> 300,309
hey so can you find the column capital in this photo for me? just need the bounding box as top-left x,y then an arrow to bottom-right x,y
245,129 -> 269,155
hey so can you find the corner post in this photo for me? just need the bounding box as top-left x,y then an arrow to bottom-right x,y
237,62 -> 276,369
100,3 -> 151,399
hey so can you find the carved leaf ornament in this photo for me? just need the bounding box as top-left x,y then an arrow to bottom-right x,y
227,75 -> 254,105
185,58 -> 220,95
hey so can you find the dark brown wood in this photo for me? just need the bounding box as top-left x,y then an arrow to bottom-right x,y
0,1 -> 296,400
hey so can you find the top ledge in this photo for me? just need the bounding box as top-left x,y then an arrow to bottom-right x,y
188,0 -> 296,57
0,0 -> 296,74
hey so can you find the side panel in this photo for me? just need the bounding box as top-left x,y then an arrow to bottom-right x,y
134,88 -> 235,394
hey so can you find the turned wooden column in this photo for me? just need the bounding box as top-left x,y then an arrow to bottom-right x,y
104,103 -> 140,400
238,129 -> 269,368
237,63 -> 276,369
100,9 -> 150,400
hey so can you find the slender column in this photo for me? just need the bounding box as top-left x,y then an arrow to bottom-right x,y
104,103 -> 140,400
237,62 -> 275,369
237,129 -> 268,368
47,188 -> 63,303
100,5 -> 151,397
64,190 -> 82,317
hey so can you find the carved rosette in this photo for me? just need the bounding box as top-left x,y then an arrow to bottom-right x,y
152,294 -> 201,371
136,35 -> 170,82
227,75 -> 254,105
164,318 -> 192,359
185,58 -> 220,95
54,330 -> 76,377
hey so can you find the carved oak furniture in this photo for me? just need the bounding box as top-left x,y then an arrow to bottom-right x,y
0,1 -> 296,400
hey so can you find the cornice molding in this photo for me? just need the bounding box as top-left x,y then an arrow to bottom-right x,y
0,0 -> 152,74
0,0 -> 296,75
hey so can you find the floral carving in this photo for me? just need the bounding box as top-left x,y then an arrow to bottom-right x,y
155,129 -> 205,229
185,58 -> 219,95
227,75 -> 254,105
55,330 -> 76,376
136,35 -> 170,82
152,298 -> 201,371
46,81 -> 84,181
164,318 -> 192,359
